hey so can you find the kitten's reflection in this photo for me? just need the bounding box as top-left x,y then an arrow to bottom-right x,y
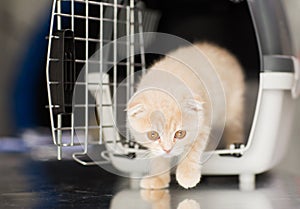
140,190 -> 171,209
110,189 -> 200,209
141,189 -> 200,209
109,187 -> 277,209
177,199 -> 200,209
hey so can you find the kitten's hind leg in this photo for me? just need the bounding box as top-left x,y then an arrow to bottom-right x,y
223,121 -> 244,147
223,100 -> 245,147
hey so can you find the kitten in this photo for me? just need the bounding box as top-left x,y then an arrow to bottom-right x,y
126,42 -> 245,189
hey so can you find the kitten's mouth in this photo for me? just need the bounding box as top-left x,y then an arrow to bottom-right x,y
163,153 -> 174,158
150,148 -> 182,158
162,150 -> 181,158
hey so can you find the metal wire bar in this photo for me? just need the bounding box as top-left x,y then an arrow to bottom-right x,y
73,153 -> 111,166
113,0 -> 118,146
59,0 -> 135,10
49,34 -> 141,43
70,0 -> 75,147
46,0 -> 59,145
71,0 -> 74,30
49,58 -> 143,67
71,112 -> 74,145
54,13 -> 129,24
68,103 -> 127,107
138,10 -> 146,74
57,114 -> 63,160
126,2 -> 130,142
55,142 -> 82,147
48,82 -> 132,88
84,0 -> 89,154
130,0 -> 135,96
54,125 -> 126,131
48,104 -> 127,108
57,0 -> 62,30
99,3 -> 104,145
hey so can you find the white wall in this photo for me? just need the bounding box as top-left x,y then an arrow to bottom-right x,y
276,0 -> 300,174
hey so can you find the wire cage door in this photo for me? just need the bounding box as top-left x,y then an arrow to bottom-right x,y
46,0 -> 147,165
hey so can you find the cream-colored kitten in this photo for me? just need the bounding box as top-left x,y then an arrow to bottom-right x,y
127,42 -> 245,189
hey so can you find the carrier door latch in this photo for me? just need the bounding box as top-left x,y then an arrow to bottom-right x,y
263,55 -> 300,98
291,56 -> 300,98
50,29 -> 76,114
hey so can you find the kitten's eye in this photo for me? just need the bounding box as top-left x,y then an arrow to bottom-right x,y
174,130 -> 186,139
147,131 -> 160,141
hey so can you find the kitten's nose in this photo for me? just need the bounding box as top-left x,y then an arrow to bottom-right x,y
163,148 -> 171,153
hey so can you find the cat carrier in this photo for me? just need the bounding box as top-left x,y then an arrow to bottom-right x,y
46,0 -> 299,188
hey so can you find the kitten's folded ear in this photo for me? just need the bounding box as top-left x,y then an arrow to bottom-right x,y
183,96 -> 204,112
126,102 -> 146,118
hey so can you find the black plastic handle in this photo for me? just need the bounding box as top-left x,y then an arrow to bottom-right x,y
50,29 -> 76,114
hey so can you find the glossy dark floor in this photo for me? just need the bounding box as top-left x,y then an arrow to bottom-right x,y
1,152 -> 300,209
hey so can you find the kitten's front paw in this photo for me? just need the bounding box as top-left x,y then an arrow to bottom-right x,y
140,176 -> 170,189
176,163 -> 201,189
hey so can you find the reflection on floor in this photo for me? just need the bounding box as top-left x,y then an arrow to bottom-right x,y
112,173 -> 299,209
0,152 -> 300,209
